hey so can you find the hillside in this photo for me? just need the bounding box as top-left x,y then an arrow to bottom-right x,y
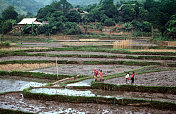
35,0 -> 100,6
35,0 -> 146,6
0,0 -> 44,15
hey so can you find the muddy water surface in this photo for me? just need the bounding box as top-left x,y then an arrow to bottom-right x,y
1,92 -> 175,114
66,79 -> 94,87
0,79 -> 46,93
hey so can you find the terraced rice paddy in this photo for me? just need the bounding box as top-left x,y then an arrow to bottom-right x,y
0,39 -> 176,113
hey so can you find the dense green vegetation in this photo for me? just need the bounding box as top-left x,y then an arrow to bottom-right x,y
91,82 -> 176,94
0,70 -> 77,80
0,0 -> 175,40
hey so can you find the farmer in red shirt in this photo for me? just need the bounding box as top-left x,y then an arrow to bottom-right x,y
94,68 -> 98,82
131,72 -> 135,84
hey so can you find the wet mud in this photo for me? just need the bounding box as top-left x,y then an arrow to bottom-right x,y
0,56 -> 174,64
31,64 -> 140,76
29,51 -> 176,57
105,70 -> 176,87
1,92 -> 176,114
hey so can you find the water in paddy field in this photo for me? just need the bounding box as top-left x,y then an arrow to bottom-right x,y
30,88 -> 97,97
0,79 -> 46,93
66,79 -> 94,87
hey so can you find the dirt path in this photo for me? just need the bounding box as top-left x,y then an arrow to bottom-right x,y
0,92 -> 176,114
105,70 -> 176,87
0,56 -> 174,64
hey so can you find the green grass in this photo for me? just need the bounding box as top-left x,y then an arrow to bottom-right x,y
1,60 -> 172,67
0,71 -> 75,80
23,87 -> 176,111
91,82 -> 176,95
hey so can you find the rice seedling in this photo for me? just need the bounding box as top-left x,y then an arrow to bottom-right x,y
0,47 -> 48,51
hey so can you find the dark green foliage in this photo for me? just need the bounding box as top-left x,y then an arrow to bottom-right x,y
101,0 -> 119,20
0,71 -> 74,80
145,0 -> 176,36
21,24 -> 39,35
104,18 -> 116,26
0,42 -> 10,47
66,10 -> 81,22
121,4 -> 136,22
63,22 -> 81,35
37,24 -> 49,35
164,18 -> 176,39
1,19 -> 16,34
2,6 -> 18,20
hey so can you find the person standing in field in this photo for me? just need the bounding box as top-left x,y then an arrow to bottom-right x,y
94,68 -> 98,82
100,69 -> 103,82
125,72 -> 130,84
131,72 -> 135,84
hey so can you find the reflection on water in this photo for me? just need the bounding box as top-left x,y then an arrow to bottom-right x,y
30,88 -> 124,99
30,88 -> 96,97
66,79 -> 94,87
0,79 -> 46,93
40,108 -> 87,114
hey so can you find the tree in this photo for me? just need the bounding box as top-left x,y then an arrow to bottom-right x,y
2,6 -> 18,20
165,19 -> 176,39
62,22 -> 81,35
101,0 -> 119,21
104,18 -> 116,26
66,10 -> 81,22
144,0 -> 155,11
1,19 -> 16,34
146,0 -> 176,36
58,0 -> 73,14
121,4 -> 136,22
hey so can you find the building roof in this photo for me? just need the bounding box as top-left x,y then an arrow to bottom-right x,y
18,18 -> 42,25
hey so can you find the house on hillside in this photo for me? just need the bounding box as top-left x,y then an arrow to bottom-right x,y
69,8 -> 88,19
18,18 -> 43,25
118,4 -> 136,11
11,18 -> 47,35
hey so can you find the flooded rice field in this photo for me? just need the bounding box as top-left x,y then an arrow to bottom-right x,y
30,64 -> 140,76
66,79 -> 94,87
29,87 -> 176,103
29,51 -> 176,57
0,79 -> 46,93
0,86 -> 175,113
0,56 -> 175,64
30,88 -> 97,97
1,92 -> 176,114
105,70 -> 176,87
1,39 -> 176,113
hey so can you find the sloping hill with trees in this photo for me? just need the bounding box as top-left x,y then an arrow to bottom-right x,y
0,0 -> 43,15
